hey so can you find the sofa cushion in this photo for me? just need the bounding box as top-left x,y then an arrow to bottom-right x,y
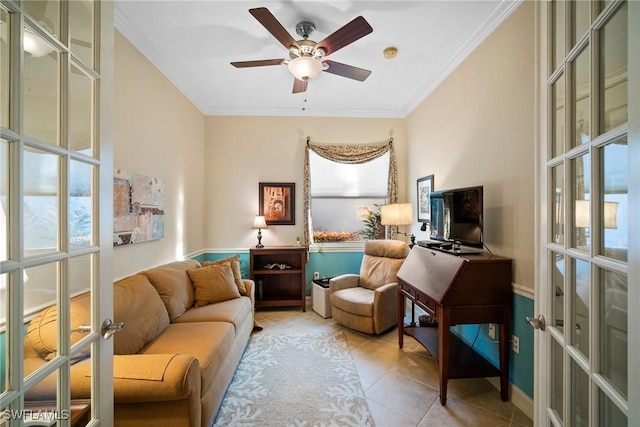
202,255 -> 247,295
174,296 -> 252,332
139,322 -> 235,393
141,260 -> 200,321
113,274 -> 171,355
330,287 -> 375,317
25,292 -> 92,361
188,263 -> 241,306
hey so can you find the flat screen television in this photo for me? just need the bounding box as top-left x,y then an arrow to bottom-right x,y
429,185 -> 483,248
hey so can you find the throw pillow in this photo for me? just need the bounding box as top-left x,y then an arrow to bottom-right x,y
188,263 -> 241,307
140,261 -> 198,321
202,255 -> 247,295
25,291 -> 91,361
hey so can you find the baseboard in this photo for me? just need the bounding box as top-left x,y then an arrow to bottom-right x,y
486,377 -> 533,420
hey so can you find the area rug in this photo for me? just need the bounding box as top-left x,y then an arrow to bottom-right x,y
212,332 -> 375,427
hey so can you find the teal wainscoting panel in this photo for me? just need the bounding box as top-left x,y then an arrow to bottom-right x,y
511,293 -> 534,397
451,292 -> 534,398
192,253 -> 207,263
305,251 -> 364,295
0,325 -> 28,391
197,252 -> 251,279
195,250 -> 365,296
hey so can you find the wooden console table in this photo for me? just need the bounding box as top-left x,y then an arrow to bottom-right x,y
250,246 -> 307,311
397,245 -> 512,405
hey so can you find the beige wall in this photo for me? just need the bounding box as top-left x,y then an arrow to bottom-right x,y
113,31 -> 206,278
204,116 -> 406,249
113,2 -> 536,290
405,1 -> 536,289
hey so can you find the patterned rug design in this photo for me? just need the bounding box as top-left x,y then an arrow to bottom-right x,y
212,332 -> 375,427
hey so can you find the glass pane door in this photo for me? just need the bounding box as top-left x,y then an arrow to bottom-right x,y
0,0 -> 112,424
540,1 -> 635,426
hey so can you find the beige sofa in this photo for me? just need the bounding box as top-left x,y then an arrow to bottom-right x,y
23,258 -> 254,427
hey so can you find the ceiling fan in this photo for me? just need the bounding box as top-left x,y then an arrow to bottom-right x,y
231,7 -> 373,93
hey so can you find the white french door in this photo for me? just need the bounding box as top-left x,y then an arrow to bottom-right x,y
536,1 -> 639,426
0,0 -> 114,425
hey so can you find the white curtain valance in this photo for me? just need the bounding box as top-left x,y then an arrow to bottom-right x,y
303,139 -> 398,247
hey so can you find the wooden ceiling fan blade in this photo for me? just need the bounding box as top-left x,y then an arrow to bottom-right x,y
231,59 -> 284,68
249,7 -> 299,50
316,16 -> 373,56
292,78 -> 308,93
323,60 -> 371,81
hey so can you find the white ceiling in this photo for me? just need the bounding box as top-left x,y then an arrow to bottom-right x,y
114,1 -> 522,118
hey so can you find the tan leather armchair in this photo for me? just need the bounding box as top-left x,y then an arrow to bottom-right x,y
329,240 -> 409,334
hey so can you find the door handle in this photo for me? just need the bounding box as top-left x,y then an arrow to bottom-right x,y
526,314 -> 546,331
101,318 -> 125,339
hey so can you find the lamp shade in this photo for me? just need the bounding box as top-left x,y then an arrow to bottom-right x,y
604,201 -> 618,229
575,200 -> 619,229
575,200 -> 590,228
252,215 -> 267,229
380,203 -> 413,226
288,56 -> 323,81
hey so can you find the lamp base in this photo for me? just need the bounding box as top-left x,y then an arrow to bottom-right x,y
394,231 -> 416,248
256,230 -> 264,248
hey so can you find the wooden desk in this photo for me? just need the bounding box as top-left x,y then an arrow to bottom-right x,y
397,246 -> 512,405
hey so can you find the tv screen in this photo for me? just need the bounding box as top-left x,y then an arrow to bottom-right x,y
430,186 -> 483,248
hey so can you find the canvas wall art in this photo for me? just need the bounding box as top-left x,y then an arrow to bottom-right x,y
113,169 -> 165,246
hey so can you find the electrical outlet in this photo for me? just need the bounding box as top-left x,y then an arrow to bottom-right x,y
512,335 -> 520,354
488,323 -> 496,340
313,272 -> 320,280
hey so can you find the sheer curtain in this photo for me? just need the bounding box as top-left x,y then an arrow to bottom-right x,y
303,139 -> 398,246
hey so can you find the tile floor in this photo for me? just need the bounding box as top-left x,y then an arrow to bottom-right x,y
254,306 -> 533,427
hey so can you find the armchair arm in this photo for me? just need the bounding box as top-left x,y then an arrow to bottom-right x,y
329,274 -> 360,293
373,282 -> 399,334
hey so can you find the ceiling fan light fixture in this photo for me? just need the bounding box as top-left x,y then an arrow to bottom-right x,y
288,56 -> 322,81
23,26 -> 54,57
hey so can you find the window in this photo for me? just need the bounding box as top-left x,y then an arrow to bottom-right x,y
309,151 -> 389,242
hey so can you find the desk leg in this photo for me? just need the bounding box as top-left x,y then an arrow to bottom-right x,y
437,307 -> 451,405
499,307 -> 512,402
410,301 -> 416,327
398,287 -> 404,349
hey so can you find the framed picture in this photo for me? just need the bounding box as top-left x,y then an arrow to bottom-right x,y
259,182 -> 295,225
417,175 -> 434,223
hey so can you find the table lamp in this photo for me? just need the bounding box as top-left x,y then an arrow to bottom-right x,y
380,203 -> 416,247
252,215 -> 268,248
